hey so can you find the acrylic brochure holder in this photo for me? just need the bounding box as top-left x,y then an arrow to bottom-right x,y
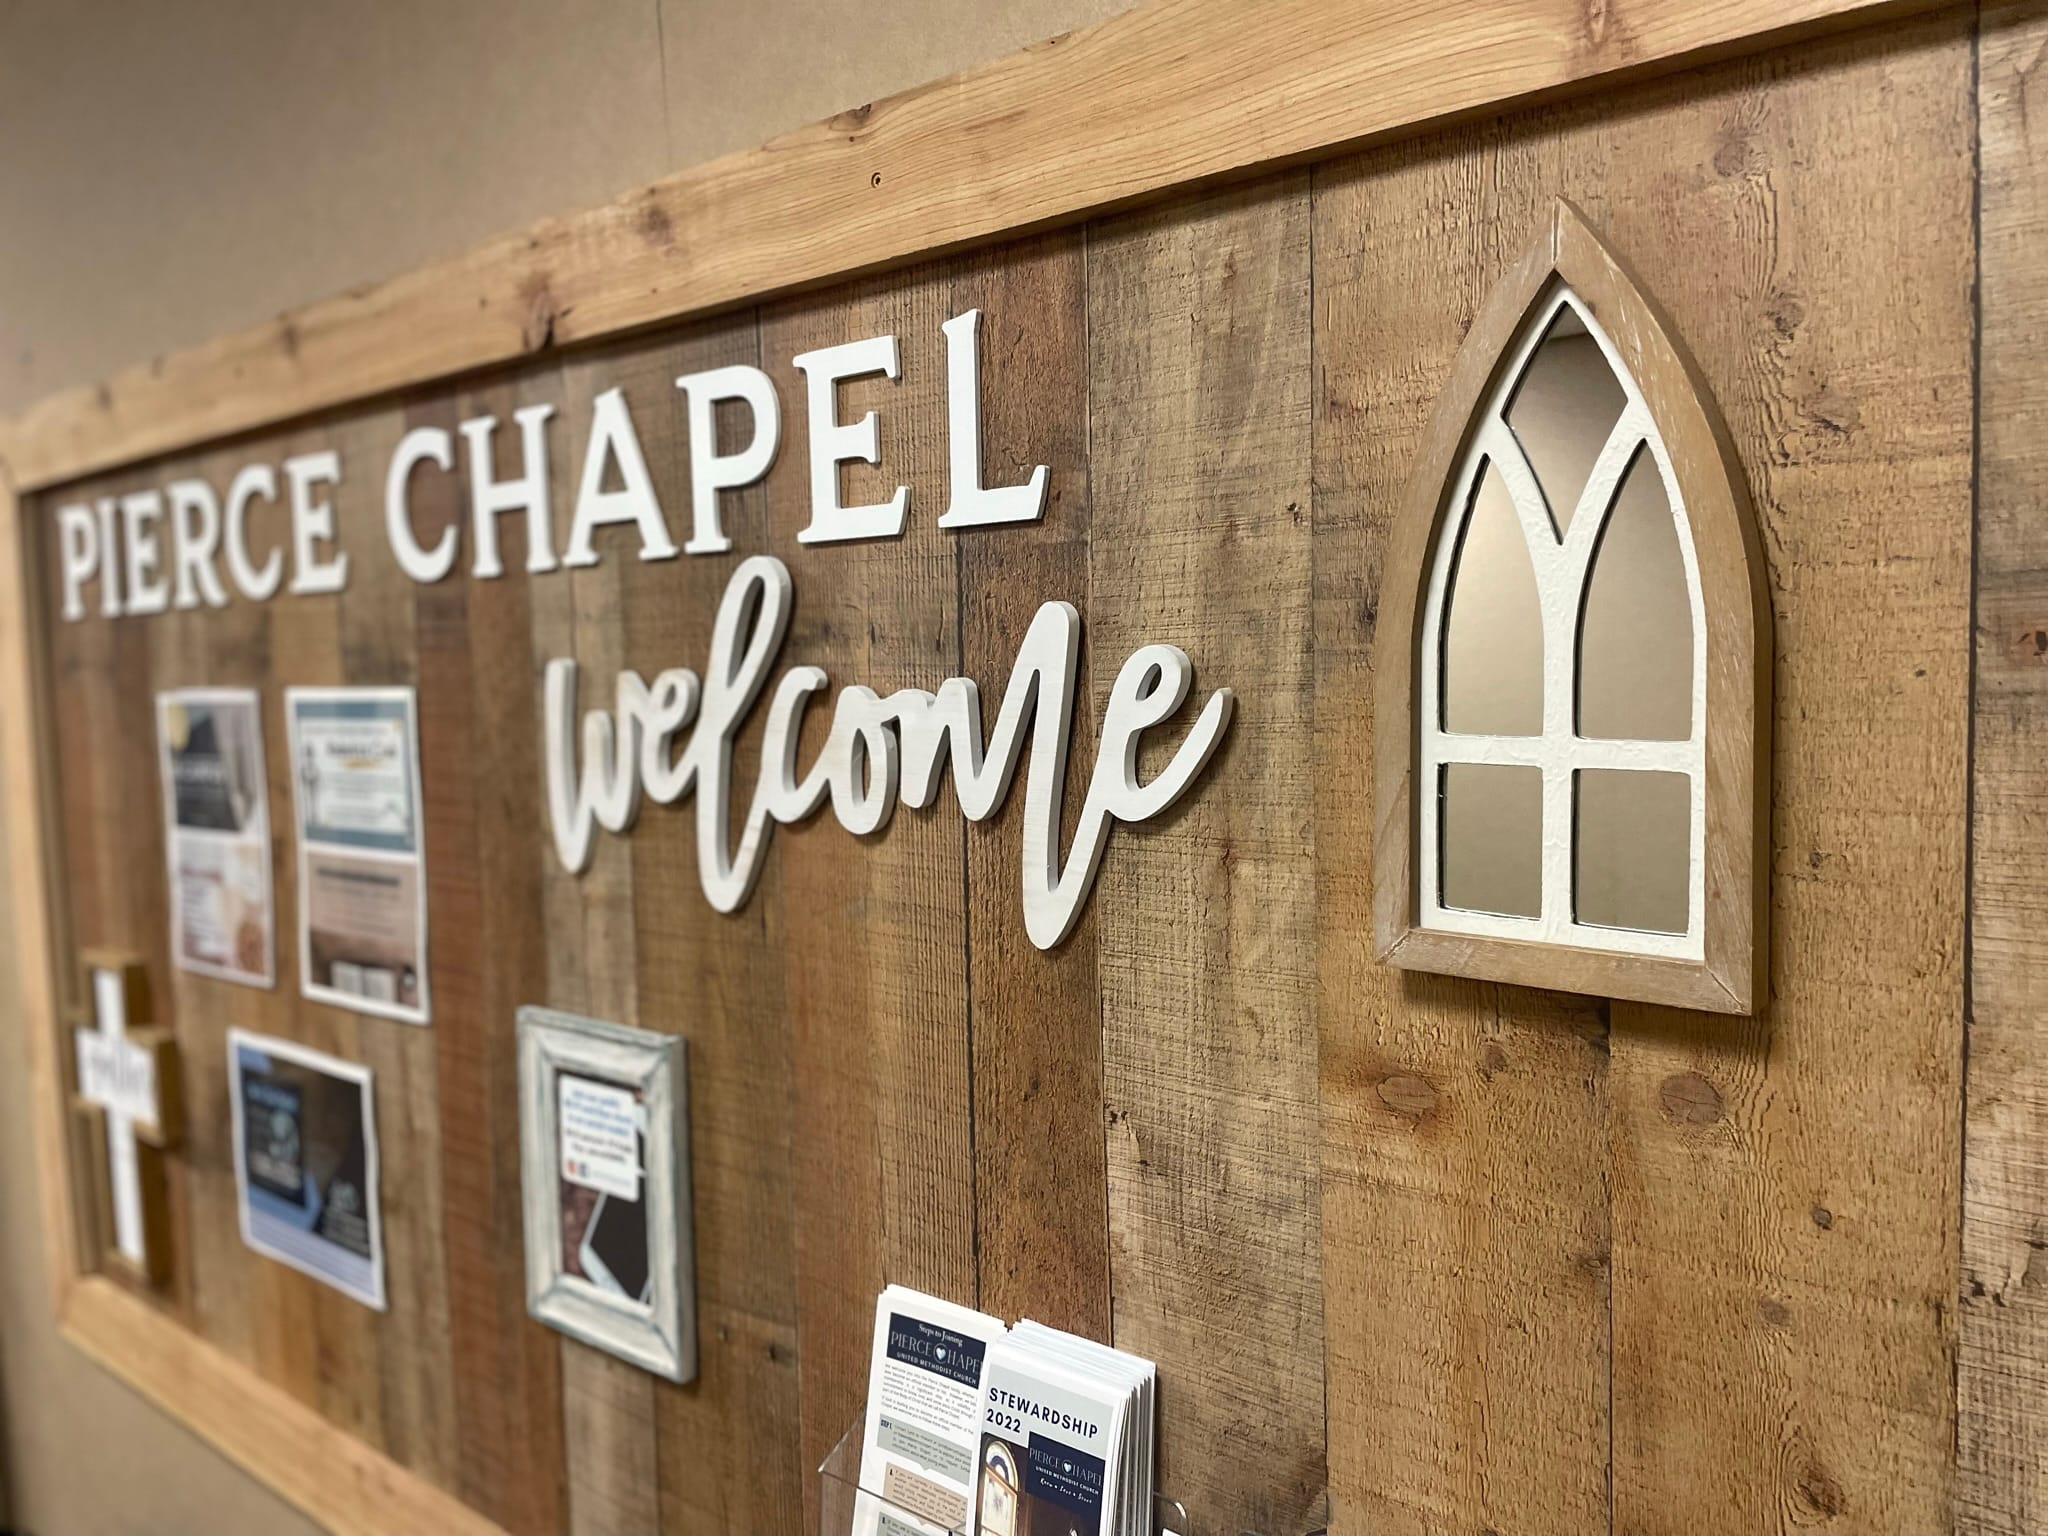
818,1415 -> 1329,1536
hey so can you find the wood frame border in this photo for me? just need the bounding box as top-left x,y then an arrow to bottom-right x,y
0,0 -> 1926,1528
1372,199 -> 1771,1015
516,1007 -> 696,1385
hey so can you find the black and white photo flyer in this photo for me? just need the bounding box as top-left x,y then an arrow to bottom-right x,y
228,1028 -> 385,1310
859,1286 -> 1007,1535
156,688 -> 275,986
286,686 -> 430,1024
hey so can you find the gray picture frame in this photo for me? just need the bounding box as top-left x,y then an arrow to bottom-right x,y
516,1005 -> 696,1383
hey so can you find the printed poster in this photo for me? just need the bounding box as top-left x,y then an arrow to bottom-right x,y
228,1028 -> 385,1310
286,687 -> 430,1024
156,689 -> 275,986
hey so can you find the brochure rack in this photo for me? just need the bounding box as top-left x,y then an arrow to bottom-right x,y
818,1416 -> 1329,1536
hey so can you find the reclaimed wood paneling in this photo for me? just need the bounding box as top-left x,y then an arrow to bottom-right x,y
1089,176 -> 1325,1532
1601,22 -> 1973,1536
762,264 -> 981,1526
437,364 -> 573,1535
19,15 -> 2018,1536
1313,135 -> 1615,1536
1962,3 -> 2048,1529
956,231 -> 1113,1343
541,339 -> 665,1536
621,314 -> 807,1536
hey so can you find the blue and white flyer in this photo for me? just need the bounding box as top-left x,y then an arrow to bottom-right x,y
858,1285 -> 1008,1535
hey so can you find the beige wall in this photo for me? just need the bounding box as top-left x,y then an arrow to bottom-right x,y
0,3 -> 1123,1531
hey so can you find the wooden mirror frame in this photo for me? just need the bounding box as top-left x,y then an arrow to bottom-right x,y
1373,199 -> 1771,1015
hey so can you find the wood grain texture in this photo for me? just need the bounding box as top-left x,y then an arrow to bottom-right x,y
1961,4 -> 2048,1529
540,341 -> 664,1536
1088,176 -> 1325,1532
334,402 -> 461,1487
0,0 -> 1930,493
1314,131 -> 1619,1536
762,264 -> 980,1526
430,368 -> 571,1535
1599,20 -> 1973,1536
184,439 -> 277,1372
0,464 -> 85,1314
614,313 -> 808,1535
955,232 -> 1112,1339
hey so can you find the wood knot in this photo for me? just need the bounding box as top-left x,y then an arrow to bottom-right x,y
1811,1205 -> 1833,1231
637,199 -> 676,249
1376,1073 -> 1438,1122
519,276 -> 559,353
1792,1463 -> 1845,1519
2012,623 -> 2048,662
1658,1071 -> 1723,1126
1713,123 -> 1757,179
1759,1297 -> 1792,1328
830,101 -> 875,137
1477,1042 -> 1508,1081
1768,293 -> 1806,339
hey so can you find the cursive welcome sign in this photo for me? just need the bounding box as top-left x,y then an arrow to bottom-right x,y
545,557 -> 1233,950
51,307 -> 1236,949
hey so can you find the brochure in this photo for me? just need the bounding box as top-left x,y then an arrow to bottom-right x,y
858,1285 -> 1009,1535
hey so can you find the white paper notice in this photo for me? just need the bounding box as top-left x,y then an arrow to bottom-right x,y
296,716 -> 415,845
559,1076 -> 642,1200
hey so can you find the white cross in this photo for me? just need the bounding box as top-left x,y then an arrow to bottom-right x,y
75,966 -> 164,1268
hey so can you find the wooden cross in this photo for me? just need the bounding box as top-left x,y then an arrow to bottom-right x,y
70,952 -> 182,1286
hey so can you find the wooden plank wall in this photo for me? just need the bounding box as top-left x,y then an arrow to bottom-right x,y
1964,2 -> 2048,1530
31,10 -> 2037,1535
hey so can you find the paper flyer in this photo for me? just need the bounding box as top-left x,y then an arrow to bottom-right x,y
858,1287 -> 1007,1536
557,1072 -> 654,1309
157,689 -> 275,987
228,1028 -> 385,1310
286,687 -> 431,1024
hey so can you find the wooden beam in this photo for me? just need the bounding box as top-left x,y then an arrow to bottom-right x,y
0,468 -> 85,1309
0,0 -> 1928,493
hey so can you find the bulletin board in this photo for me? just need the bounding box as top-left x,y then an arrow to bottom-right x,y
2,2 -> 2041,1534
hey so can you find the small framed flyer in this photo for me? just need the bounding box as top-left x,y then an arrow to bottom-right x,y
227,1028 -> 385,1310
517,1006 -> 695,1382
285,687 -> 431,1024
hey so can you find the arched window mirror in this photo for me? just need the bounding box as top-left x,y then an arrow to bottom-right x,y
1374,201 -> 1770,1014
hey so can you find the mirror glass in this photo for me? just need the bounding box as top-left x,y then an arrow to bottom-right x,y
1442,460 -> 1542,736
1574,768 -> 1689,933
1577,445 -> 1693,741
1504,304 -> 1627,538
1439,762 -> 1542,919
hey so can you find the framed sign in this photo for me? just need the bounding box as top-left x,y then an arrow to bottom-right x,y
516,1006 -> 696,1383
